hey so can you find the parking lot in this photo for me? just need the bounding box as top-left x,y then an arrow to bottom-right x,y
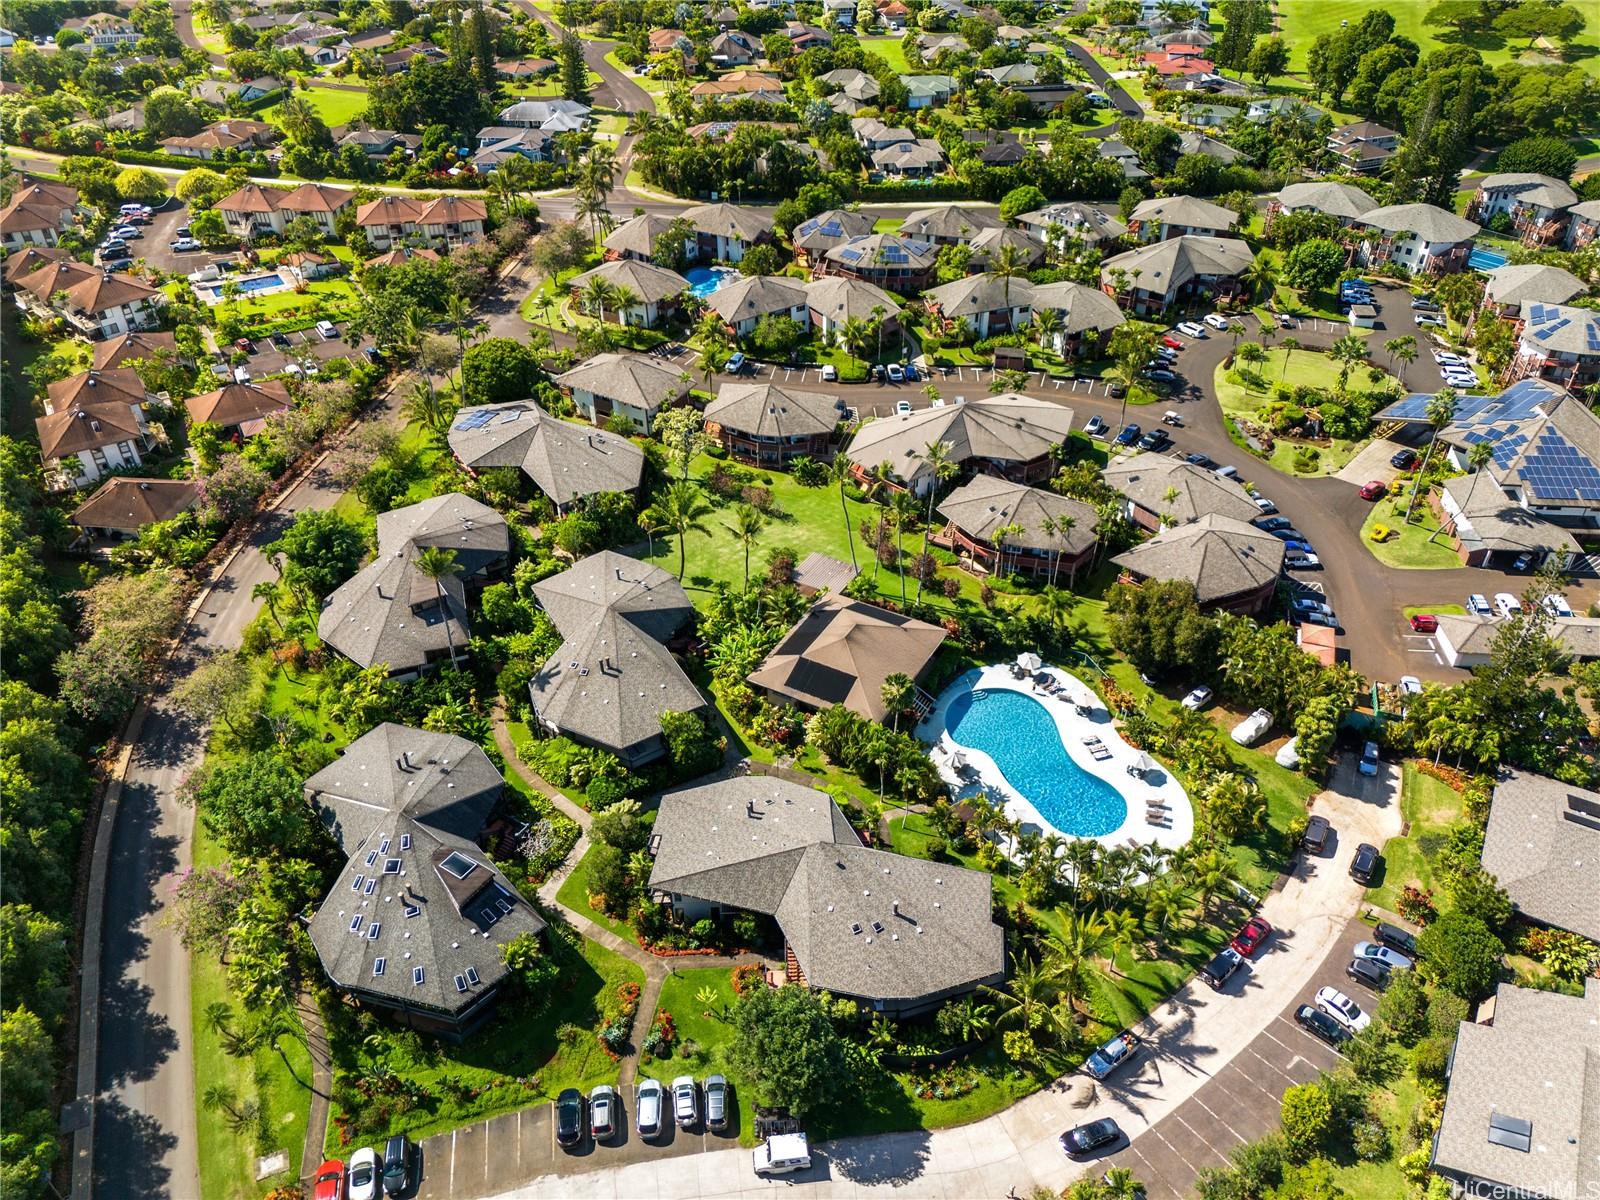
207,322 -> 374,383
117,199 -> 194,273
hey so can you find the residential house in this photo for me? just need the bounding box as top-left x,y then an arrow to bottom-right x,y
995,23 -> 1030,47
36,370 -> 158,492
71,477 -> 199,542
528,552 -> 705,768
216,182 -> 289,238
92,330 -> 178,371
304,724 -> 546,1039
2,246 -> 68,288
818,233 -> 940,292
1103,456 -> 1262,532
366,247 -> 440,269
1143,46 -> 1214,77
1127,195 -> 1236,243
677,202 -> 772,264
819,68 -> 881,114
470,127 -> 556,172
284,251 -> 340,281
44,368 -> 153,418
900,205 -> 1003,246
495,57 -> 556,79
379,43 -> 448,73
872,139 -> 947,178
706,274 -> 810,337
13,260 -> 163,339
925,273 -> 1032,339
1097,139 -> 1150,181
1159,72 -> 1246,97
967,226 -> 1046,270
448,402 -> 645,511
62,12 -> 140,49
335,126 -> 422,159
161,119 -> 278,161
319,494 -> 509,679
1566,200 -> 1600,250
1481,770 -> 1600,941
1326,121 -> 1400,175
709,29 -> 761,64
1506,303 -> 1600,394
935,475 -> 1098,582
601,213 -> 677,262
1017,202 -> 1129,250
1481,263 -> 1587,318
703,383 -> 841,465
1100,235 -> 1254,315
1,180 -> 78,251
648,777 -> 1005,1018
1377,379 -> 1600,533
917,33 -> 969,58
877,0 -> 910,29
748,596 -> 947,720
495,98 -> 592,131
976,139 -> 1029,166
1245,96 -> 1324,125
1429,978 -> 1600,1200
185,380 -> 292,439
1177,131 -> 1245,164
566,259 -> 689,328
844,393 -> 1076,494
1468,172 -> 1579,247
354,195 -> 487,250
1027,281 -> 1126,357
1112,514 -> 1284,615
1433,612 -> 1600,668
1268,181 -> 1380,231
785,21 -> 832,50
803,275 -> 904,344
851,117 -> 915,151
823,0 -> 856,24
648,27 -> 691,54
690,71 -> 786,103
1181,102 -> 1239,129
791,209 -> 876,265
99,103 -> 147,133
901,74 -> 956,108
279,181 -> 354,236
1435,467 -> 1581,571
554,352 -> 691,433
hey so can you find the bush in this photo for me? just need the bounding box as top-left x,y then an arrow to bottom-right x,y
1352,1119 -> 1390,1162
1280,1083 -> 1331,1161
1418,911 -> 1503,1000
660,709 -> 724,782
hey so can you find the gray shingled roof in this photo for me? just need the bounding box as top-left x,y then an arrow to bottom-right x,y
704,383 -> 843,440
706,274 -> 808,324
554,352 -> 690,416
1276,181 -> 1379,220
1130,194 -> 1237,233
448,402 -> 645,508
1442,471 -> 1582,556
1028,281 -> 1127,335
802,275 -> 903,323
1483,263 -> 1587,310
569,259 -> 689,305
846,393 -> 1075,488
318,545 -> 471,673
899,205 -> 1002,242
1104,456 -> 1263,525
1016,202 -> 1129,245
529,552 -> 703,757
374,493 -> 509,578
678,201 -> 770,242
1112,513 -> 1284,603
649,778 -> 1005,1005
792,209 -> 877,255
1431,978 -> 1600,1197
1100,235 -> 1254,295
747,595 -> 946,720
926,272 -> 1031,317
1361,203 -> 1479,243
601,213 -> 677,258
1481,769 -> 1600,941
937,475 -> 1098,555
1479,172 -> 1579,211
306,724 -> 544,1016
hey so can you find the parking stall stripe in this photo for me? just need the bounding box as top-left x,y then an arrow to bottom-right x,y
449,1130 -> 457,1197
1188,1095 -> 1249,1146
1127,1144 -> 1184,1200
1240,1042 -> 1303,1087
1149,1127 -> 1205,1177
1168,1111 -> 1233,1167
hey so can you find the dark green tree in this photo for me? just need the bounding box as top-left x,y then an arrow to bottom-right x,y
729,985 -> 854,1118
1418,911 -> 1503,1001
265,509 -> 366,604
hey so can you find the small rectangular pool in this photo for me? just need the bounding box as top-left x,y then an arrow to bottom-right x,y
195,270 -> 292,303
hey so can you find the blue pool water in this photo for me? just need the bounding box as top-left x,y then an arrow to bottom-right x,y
1468,248 -> 1508,272
201,271 -> 287,297
944,688 -> 1128,837
685,265 -> 739,299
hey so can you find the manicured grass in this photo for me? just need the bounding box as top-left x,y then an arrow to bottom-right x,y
1366,762 -> 1466,912
1402,603 -> 1467,620
650,968 -> 756,1143
1327,1072 -> 1423,1199
262,85 -> 370,130
1212,349 -> 1399,477
860,37 -> 911,73
1275,0 -> 1600,80
554,843 -> 636,941
604,50 -> 670,93
213,278 -> 361,324
1359,502 -> 1464,571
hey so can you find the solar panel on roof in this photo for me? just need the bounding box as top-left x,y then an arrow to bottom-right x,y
454,409 -> 495,431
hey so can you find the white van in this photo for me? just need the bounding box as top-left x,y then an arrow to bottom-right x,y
315,320 -> 338,340
752,1133 -> 810,1176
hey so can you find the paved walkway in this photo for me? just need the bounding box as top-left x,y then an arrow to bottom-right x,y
297,992 -> 335,1186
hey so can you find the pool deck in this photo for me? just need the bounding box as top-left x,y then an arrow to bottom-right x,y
191,269 -> 293,306
917,664 -> 1194,851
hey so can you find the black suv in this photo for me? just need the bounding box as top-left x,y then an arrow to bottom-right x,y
382,1134 -> 414,1197
1346,957 -> 1390,992
1390,448 -> 1418,470
1302,814 -> 1331,854
1349,842 -> 1380,884
1199,946 -> 1244,990
1061,1117 -> 1123,1160
1295,1004 -> 1350,1049
556,1087 -> 585,1147
1375,922 -> 1417,957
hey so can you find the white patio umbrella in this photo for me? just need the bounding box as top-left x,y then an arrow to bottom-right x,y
1016,651 -> 1042,671
1131,751 -> 1157,777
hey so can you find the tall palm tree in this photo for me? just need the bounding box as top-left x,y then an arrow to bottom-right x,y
915,439 -> 956,601
403,378 -> 445,434
581,276 -> 617,325
1279,335 -> 1300,380
413,546 -> 464,666
1032,305 -> 1062,354
889,489 -> 920,603
445,293 -> 473,390
831,453 -> 858,570
1038,585 -> 1075,636
872,303 -> 888,360
1144,882 -> 1184,935
608,284 -> 640,327
646,480 -> 713,580
1330,332 -> 1369,392
250,580 -> 280,626
1045,911 -> 1110,1024
1403,388 -> 1458,524
840,316 -> 872,369
880,672 -> 914,733
1243,253 -> 1278,304
1061,839 -> 1100,912
723,502 -> 767,585
1103,909 -> 1143,977
987,242 -> 1028,320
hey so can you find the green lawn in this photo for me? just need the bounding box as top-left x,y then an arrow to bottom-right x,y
1212,349 -> 1399,477
1359,502 -> 1464,570
604,50 -> 670,93
555,843 -> 636,942
859,37 -> 911,72
213,278 -> 361,328
1402,603 -> 1467,620
651,968 -> 756,1142
262,85 -> 370,130
1275,0 -> 1600,79
1366,762 -> 1467,912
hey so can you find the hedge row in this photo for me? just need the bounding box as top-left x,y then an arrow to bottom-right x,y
102,145 -> 282,176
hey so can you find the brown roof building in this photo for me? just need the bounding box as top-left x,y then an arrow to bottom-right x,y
46,368 -> 150,414
72,477 -> 199,538
2,180 -> 79,250
185,380 -> 292,435
91,330 -> 178,371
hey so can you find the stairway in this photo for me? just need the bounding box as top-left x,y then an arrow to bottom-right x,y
784,944 -> 806,986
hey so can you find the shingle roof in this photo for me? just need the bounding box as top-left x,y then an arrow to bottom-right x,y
46,368 -> 147,413
355,194 -> 487,227
823,233 -> 940,273
1176,131 -> 1245,163
279,181 -> 354,212
15,261 -> 159,315
706,274 -> 808,324
1481,769 -> 1600,941
71,477 -> 198,533
374,493 -> 509,578
705,383 -> 842,440
1517,302 -> 1600,358
802,275 -> 904,324
1441,470 -> 1582,556
448,403 -> 645,508
1360,203 -> 1479,243
3,246 -> 68,285
1276,182 -> 1380,221
1479,172 -> 1579,211
1,182 -> 76,233
568,259 -> 689,305
792,209 -> 877,255
1483,263 -> 1587,310
1130,194 -> 1237,232
217,182 -> 285,214
91,331 -> 176,371
845,393 -> 1075,486
601,212 -> 677,258
185,380 -> 291,428
747,595 -> 946,720
1100,235 -> 1254,295
899,204 -> 1003,242
529,553 -> 702,757
925,272 -> 1031,316
554,352 -> 690,417
937,475 -> 1098,555
305,724 -> 544,1016
872,140 -> 946,171
967,226 -> 1046,268
36,403 -> 145,460
1016,202 -> 1129,245
318,544 -> 471,673
1027,281 -> 1127,335
1103,456 -> 1263,524
1431,979 -> 1600,1196
649,778 -> 1004,1005
1112,513 -> 1284,603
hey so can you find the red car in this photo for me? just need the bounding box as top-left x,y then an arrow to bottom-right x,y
1409,613 -> 1438,633
1230,916 -> 1273,958
234,337 -> 254,353
1359,480 -> 1387,500
313,1159 -> 345,1200
1162,335 -> 1184,350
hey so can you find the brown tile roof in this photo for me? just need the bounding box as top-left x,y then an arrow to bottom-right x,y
72,477 -> 198,533
278,182 -> 355,213
366,246 -> 440,268
36,403 -> 145,460
92,331 -> 177,371
46,368 -> 148,414
16,261 -> 160,315
185,380 -> 292,428
217,183 -> 284,214
354,194 -> 488,227
161,119 -> 276,153
2,182 -> 76,234
3,246 -> 68,284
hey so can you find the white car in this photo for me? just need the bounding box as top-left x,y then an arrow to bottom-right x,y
348,1147 -> 379,1200
1398,675 -> 1422,694
1443,371 -> 1478,388
1467,593 -> 1492,617
1434,351 -> 1469,367
1542,593 -> 1576,618
1416,313 -> 1447,328
169,237 -> 201,251
1493,592 -> 1522,619
233,365 -> 251,384
1176,321 -> 1207,339
1353,941 -> 1414,971
1252,495 -> 1276,513
1315,987 -> 1372,1033
820,363 -> 838,382
1230,707 -> 1272,746
894,399 -> 912,416
1181,685 -> 1213,711
1203,313 -> 1232,330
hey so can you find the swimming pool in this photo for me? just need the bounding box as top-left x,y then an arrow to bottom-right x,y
1468,248 -> 1508,272
195,270 -> 291,302
944,687 -> 1128,837
684,265 -> 739,299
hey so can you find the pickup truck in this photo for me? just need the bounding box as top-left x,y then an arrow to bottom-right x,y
1082,1031 -> 1141,1081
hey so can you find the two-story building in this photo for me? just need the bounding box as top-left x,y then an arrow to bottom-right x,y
62,12 -> 141,50
1016,202 -> 1129,250
36,369 -> 159,492
1100,235 -> 1253,315
553,352 -> 691,433
1356,204 -> 1477,276
1127,194 -> 1236,243
13,260 -> 163,339
1468,172 -> 1578,247
1325,121 -> 1399,175
354,195 -> 487,250
677,202 -> 773,265
0,179 -> 79,251
706,274 -> 810,337
818,233 -> 939,292
704,382 -> 841,464
160,119 -> 278,161
1506,303 -> 1600,395
215,181 -> 353,239
566,260 -> 690,329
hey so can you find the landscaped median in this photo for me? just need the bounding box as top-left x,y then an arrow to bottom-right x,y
1359,502 -> 1464,570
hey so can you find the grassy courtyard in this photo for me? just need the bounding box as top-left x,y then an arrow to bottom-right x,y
1359,501 -> 1465,570
859,37 -> 912,72
651,968 -> 756,1142
1366,762 -> 1466,913
262,84 -> 370,130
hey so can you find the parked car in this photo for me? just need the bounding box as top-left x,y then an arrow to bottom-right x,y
704,1074 -> 730,1133
271,331 -> 292,349
170,237 -> 201,251
1434,351 -> 1469,367
1411,297 -> 1440,312
1162,335 -> 1184,350
235,337 -> 254,353
556,1087 -> 585,1147
894,399 -> 913,416
313,1160 -> 345,1200
1359,480 -> 1387,500
1315,987 -> 1372,1033
111,224 -> 141,241
903,361 -> 919,381
1252,495 -> 1277,513
1349,842 -> 1380,883
348,1147 -> 379,1200
1511,552 -> 1535,572
1155,346 -> 1179,363
672,1075 -> 699,1128
820,363 -> 838,382
1302,814 -> 1331,854
1542,593 -> 1576,618
1084,415 -> 1107,439
1355,941 -> 1414,971
1256,515 -> 1293,533
1346,957 -> 1391,991
1181,685 -> 1213,711
1358,741 -> 1381,776
1162,409 -> 1184,426
725,352 -> 748,375
1278,312 -> 1295,327
589,1084 -> 619,1141
1409,613 -> 1438,633
1295,1003 -> 1351,1048
1230,916 -> 1273,958
1144,368 -> 1177,384
1115,423 -> 1141,446
636,1078 -> 665,1139
1373,923 -> 1418,956
753,1133 -> 811,1175
233,365 -> 251,384
1230,707 -> 1272,745
1390,448 -> 1418,470
316,320 -> 338,339
887,363 -> 905,383
1280,538 -> 1316,556
1203,313 -> 1232,330
1137,429 -> 1172,452
1176,321 -> 1207,339
1467,593 -> 1493,617
1185,452 -> 1215,469
1284,551 -> 1322,570
1399,675 -> 1423,695
1265,524 -> 1304,540
1212,464 -> 1239,480
1061,1117 -> 1124,1159
381,1136 -> 413,1197
1083,1031 -> 1142,1081
1494,592 -> 1522,619
1108,381 -> 1127,398
1199,946 -> 1244,989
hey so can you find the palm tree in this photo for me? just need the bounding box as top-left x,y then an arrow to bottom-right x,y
872,303 -> 888,360
1383,334 -> 1417,372
1279,335 -> 1300,380
608,284 -> 640,327
646,480 -> 713,579
1236,340 -> 1267,379
1243,253 -> 1278,304
723,502 -> 767,585
987,242 -> 1028,318
915,439 -> 956,601
1101,1167 -> 1144,1200
982,953 -> 1066,1040
1188,848 -> 1241,921
1032,305 -> 1062,354
403,378 -> 445,434
880,672 -> 915,733
413,546 -> 464,667
1404,388 -> 1458,524
1103,909 -> 1143,977
840,316 -> 872,369
1045,911 -> 1109,1024
581,276 -> 616,325
1038,585 -> 1075,636
1330,332 -> 1369,392
831,454 -> 858,570
1060,839 -> 1100,912
889,489 -> 920,603
1144,882 -> 1184,935
251,580 -> 280,626
445,293 -> 473,390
